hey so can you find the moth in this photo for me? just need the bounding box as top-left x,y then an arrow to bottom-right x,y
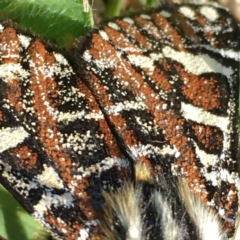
0,2 -> 239,240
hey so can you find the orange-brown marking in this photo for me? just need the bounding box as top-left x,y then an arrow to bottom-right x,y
84,71 -> 113,108
88,34 -> 205,199
27,40 -> 99,229
87,31 -> 238,228
149,59 -> 174,92
0,111 -> 3,121
134,16 -> 166,45
10,146 -> 38,170
0,27 -> 20,64
76,78 -> 123,159
104,26 -> 141,55
116,19 -> 152,51
195,11 -> 218,48
45,214 -> 85,240
152,12 -> 186,51
175,63 -> 224,111
192,124 -> 223,151
0,28 -> 23,113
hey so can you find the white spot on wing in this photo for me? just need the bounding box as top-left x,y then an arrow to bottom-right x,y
200,6 -> 219,21
150,52 -> 164,61
162,46 -> 234,78
54,53 -> 69,66
79,228 -> 89,240
78,157 -> 127,179
33,191 -> 75,215
192,140 -> 219,167
179,6 -> 196,20
106,100 -> 146,115
0,24 -> 4,32
36,164 -> 64,189
129,144 -> 177,162
108,22 -> 120,30
181,102 -> 229,132
57,111 -> 85,122
83,50 -> 92,62
18,34 -> 31,49
0,127 -> 29,152
57,111 -> 103,122
192,44 -> 239,60
127,54 -> 155,73
140,14 -> 151,20
123,17 -> 134,24
99,30 -> 109,41
160,10 -> 171,18
0,63 -> 30,82
181,102 -> 233,164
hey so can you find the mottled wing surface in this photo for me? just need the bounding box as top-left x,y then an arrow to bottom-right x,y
0,2 -> 239,240
0,22 -> 129,239
75,3 -> 240,237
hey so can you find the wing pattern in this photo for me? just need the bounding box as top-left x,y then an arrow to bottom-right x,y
0,2 -> 239,240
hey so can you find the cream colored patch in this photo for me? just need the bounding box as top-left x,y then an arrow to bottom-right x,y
106,100 -> 146,115
179,6 -> 196,19
53,53 -> 69,65
108,22 -> 120,30
83,0 -> 90,12
140,14 -> 151,20
18,34 -> 31,49
127,54 -> 155,73
181,102 -> 233,163
57,111 -> 104,122
36,164 -> 64,189
0,24 -> 4,32
33,191 -> 74,214
160,10 -> 171,18
200,6 -> 219,21
123,17 -> 134,24
162,46 -> 234,78
180,102 -> 229,132
0,63 -> 30,83
99,30 -> 109,41
0,127 -> 29,152
129,143 -> 177,161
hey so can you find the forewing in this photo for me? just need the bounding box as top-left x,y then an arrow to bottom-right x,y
76,3 -> 240,236
0,22 -> 129,239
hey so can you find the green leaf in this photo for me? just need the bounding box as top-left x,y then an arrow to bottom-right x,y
0,0 -> 93,47
0,185 -> 50,240
104,0 -> 123,18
